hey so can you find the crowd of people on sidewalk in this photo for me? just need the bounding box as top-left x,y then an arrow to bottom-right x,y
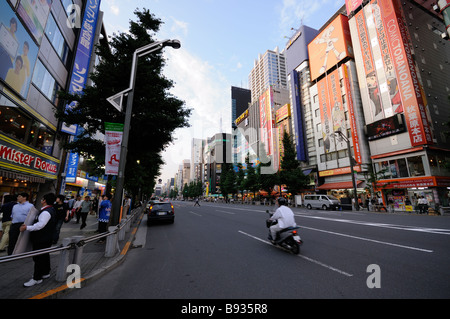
0,192 -> 112,287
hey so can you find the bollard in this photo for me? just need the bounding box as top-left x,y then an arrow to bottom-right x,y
118,220 -> 126,241
55,238 -> 74,282
105,226 -> 118,257
72,235 -> 85,266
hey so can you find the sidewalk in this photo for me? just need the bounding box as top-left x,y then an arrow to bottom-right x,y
0,209 -> 144,299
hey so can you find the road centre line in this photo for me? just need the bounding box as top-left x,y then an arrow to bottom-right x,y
189,211 -> 202,216
215,210 -> 236,214
238,231 -> 353,277
300,226 -> 433,253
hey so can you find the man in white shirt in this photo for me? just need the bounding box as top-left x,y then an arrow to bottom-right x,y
269,197 -> 297,243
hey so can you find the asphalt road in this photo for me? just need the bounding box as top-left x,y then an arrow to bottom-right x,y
63,201 -> 450,299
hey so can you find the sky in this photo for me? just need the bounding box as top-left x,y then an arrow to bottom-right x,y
99,0 -> 345,185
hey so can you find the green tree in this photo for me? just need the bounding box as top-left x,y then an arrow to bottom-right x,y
243,153 -> 260,200
258,143 -> 279,199
279,132 -> 308,195
55,9 -> 191,197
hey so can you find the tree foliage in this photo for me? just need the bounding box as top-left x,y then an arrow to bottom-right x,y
54,9 -> 191,196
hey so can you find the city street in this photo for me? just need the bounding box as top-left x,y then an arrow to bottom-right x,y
63,201 -> 450,299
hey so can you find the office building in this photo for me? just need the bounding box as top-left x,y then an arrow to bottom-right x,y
0,0 -> 106,202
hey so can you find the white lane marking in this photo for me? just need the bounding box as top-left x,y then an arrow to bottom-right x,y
189,211 -> 202,217
238,230 -> 353,277
295,213 -> 450,235
300,226 -> 433,253
215,210 -> 236,215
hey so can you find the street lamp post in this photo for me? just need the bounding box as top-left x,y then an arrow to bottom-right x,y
110,39 -> 181,226
334,131 -> 359,211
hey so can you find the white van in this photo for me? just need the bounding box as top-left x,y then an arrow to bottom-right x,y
303,194 -> 340,210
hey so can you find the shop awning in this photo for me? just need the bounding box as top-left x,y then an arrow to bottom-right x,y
317,180 -> 363,190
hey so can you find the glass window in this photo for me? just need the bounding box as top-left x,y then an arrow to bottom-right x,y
32,60 -> 61,104
397,158 -> 409,177
407,156 -> 425,176
0,103 -> 31,142
0,94 -> 55,154
45,14 -> 70,65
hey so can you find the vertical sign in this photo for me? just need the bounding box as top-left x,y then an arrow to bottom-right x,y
327,68 -> 347,150
342,64 -> 362,164
61,0 -> 101,135
354,9 -> 384,122
317,76 -> 335,153
378,0 -> 433,146
104,122 -> 123,176
370,0 -> 403,115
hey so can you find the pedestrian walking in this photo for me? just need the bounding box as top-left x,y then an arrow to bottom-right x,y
97,194 -> 112,242
0,194 -> 17,252
194,198 -> 201,207
79,196 -> 92,229
418,196 -> 429,214
8,193 -> 34,255
53,195 -> 70,244
73,195 -> 82,223
20,193 -> 56,287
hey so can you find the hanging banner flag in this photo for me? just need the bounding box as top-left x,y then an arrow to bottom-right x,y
105,122 -> 123,176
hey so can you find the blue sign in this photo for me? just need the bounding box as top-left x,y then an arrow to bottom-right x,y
66,152 -> 79,183
61,0 -> 102,135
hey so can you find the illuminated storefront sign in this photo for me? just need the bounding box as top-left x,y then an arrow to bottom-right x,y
0,133 -> 59,180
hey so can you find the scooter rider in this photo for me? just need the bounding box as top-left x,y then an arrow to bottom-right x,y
269,197 -> 297,243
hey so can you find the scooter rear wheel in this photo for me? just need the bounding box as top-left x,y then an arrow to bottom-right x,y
287,238 -> 300,254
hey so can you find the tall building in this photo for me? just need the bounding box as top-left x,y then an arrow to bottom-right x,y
203,133 -> 231,195
308,8 -> 371,198
284,24 -> 319,174
0,0 -> 105,202
346,0 -> 450,210
231,86 -> 251,130
248,47 -> 288,103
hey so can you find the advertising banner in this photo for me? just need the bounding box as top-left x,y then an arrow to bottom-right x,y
259,88 -> 274,156
308,14 -> 353,81
0,2 -> 39,98
16,0 -> 52,44
317,76 -> 335,153
354,9 -> 384,123
327,68 -> 347,150
378,0 -> 433,146
105,122 -> 123,176
61,0 -> 102,135
370,0 -> 403,115
342,64 -> 362,164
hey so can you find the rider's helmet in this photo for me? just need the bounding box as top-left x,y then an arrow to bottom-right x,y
277,197 -> 287,206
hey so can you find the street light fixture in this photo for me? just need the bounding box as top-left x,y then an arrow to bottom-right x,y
109,39 -> 181,226
334,130 -> 359,211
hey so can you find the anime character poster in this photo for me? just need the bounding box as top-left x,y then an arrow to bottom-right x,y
308,14 -> 353,81
354,9 -> 384,122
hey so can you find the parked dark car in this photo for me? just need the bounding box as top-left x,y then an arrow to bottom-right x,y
147,201 -> 174,225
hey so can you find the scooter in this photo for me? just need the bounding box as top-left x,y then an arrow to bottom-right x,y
266,210 -> 302,254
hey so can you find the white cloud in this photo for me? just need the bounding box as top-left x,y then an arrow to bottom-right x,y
170,17 -> 189,36
110,5 -> 120,16
158,48 -> 231,181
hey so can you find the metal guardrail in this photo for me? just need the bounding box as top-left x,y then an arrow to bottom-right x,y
0,206 -> 143,282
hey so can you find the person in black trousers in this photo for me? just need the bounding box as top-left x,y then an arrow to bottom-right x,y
20,193 -> 56,287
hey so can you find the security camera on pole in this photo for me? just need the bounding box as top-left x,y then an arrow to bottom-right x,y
107,39 -> 181,226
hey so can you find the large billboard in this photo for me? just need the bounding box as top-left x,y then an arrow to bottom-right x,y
0,2 -> 39,98
259,88 -> 274,157
17,0 -> 52,44
350,0 -> 433,146
308,14 -> 353,81
317,68 -> 350,154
